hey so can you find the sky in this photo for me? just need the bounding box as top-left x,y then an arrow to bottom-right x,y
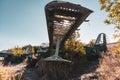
0,0 -> 117,51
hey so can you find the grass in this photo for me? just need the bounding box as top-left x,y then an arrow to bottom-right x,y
0,63 -> 26,80
0,65 -> 15,80
80,52 -> 120,80
96,52 -> 120,80
0,50 -> 120,80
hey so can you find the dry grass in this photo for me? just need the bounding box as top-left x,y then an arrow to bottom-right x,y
79,51 -> 120,80
0,63 -> 26,80
0,65 -> 15,80
96,52 -> 120,80
1,50 -> 118,80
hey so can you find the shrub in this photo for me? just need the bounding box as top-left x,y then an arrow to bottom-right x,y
113,39 -> 120,55
0,64 -> 25,80
96,52 -> 120,80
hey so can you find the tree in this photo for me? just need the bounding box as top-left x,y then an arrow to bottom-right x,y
99,0 -> 120,55
87,39 -> 96,47
99,0 -> 120,39
61,31 -> 85,60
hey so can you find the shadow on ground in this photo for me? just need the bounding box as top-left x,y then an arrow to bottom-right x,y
71,56 -> 100,80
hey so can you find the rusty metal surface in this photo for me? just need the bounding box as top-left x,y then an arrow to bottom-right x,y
45,1 -> 93,47
85,33 -> 108,60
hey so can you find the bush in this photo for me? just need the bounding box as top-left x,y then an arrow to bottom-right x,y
0,64 -> 24,80
60,40 -> 85,61
96,52 -> 120,80
113,39 -> 120,55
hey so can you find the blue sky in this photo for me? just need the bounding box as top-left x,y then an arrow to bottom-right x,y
0,0 -> 116,51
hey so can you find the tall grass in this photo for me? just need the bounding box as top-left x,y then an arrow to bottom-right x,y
96,52 -> 120,80
0,65 -> 15,80
0,63 -> 26,80
80,52 -> 120,80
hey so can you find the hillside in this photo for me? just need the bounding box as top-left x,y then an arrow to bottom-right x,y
79,52 -> 120,80
0,44 -> 120,80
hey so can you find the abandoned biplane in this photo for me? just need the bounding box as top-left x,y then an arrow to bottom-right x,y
44,1 -> 93,62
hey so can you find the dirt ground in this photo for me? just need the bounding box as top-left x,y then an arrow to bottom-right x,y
22,68 -> 41,80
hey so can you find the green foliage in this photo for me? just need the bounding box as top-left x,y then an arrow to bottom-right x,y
60,31 -> 85,61
13,56 -> 23,63
113,39 -> 120,55
64,40 -> 85,54
99,0 -> 120,39
99,0 -> 120,56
